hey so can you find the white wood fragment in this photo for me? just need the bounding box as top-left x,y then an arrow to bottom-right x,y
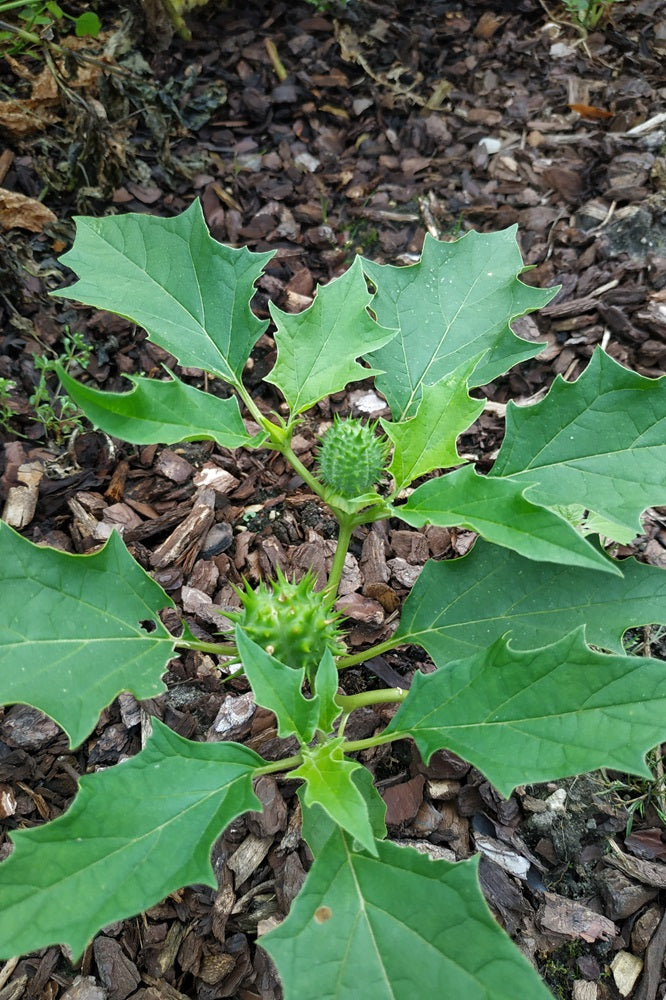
572,982 -> 597,1000
610,951 -> 643,997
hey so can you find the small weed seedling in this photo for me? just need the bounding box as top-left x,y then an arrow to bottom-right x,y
559,0 -> 625,29
3,201 -> 666,997
28,329 -> 92,442
0,0 -> 100,55
0,378 -> 17,433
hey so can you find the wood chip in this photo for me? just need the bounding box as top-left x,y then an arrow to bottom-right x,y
611,951 -> 643,997
92,937 -> 140,1000
150,488 -> 216,570
538,892 -> 617,943
59,976 -> 108,1000
227,833 -> 273,888
605,840 -> 666,889
1,460 -> 43,529
382,774 -> 424,826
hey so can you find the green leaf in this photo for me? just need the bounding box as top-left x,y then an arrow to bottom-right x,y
0,526 -> 175,748
56,364 -> 257,449
0,719 -> 262,960
261,831 -> 549,1000
265,256 -> 397,415
52,201 -> 273,384
362,229 -> 556,419
57,365 -> 259,449
236,628 -> 321,744
74,10 -> 100,36
549,503 -> 637,545
300,766 -> 387,858
314,649 -> 343,736
394,540 -> 666,663
490,348 -> 666,536
382,357 -> 486,491
387,628 -> 666,797
395,465 -> 619,574
291,740 -> 377,856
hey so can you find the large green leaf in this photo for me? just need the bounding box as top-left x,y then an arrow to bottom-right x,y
52,200 -> 273,383
490,348 -> 666,536
265,256 -> 397,415
395,465 -> 618,573
362,229 -> 556,419
394,540 -> 666,662
57,366 -> 259,449
290,740 -> 377,856
261,831 -> 550,1000
382,357 -> 485,491
0,719 -> 263,960
0,526 -> 175,747
235,628 -> 322,744
386,628 -> 666,797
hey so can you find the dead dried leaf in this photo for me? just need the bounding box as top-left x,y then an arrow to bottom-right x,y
0,188 -> 57,232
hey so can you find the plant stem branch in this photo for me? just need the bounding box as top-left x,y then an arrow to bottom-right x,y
175,639 -> 237,655
337,635 -> 406,669
252,728 -> 407,777
341,731 -> 406,754
279,440 -> 328,499
326,515 -> 354,595
335,688 -> 407,712
254,753 -> 303,776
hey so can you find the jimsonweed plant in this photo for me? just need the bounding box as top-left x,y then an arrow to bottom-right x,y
3,201 -> 666,997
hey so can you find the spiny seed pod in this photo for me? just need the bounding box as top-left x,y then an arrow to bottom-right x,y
228,567 -> 346,676
317,417 -> 389,499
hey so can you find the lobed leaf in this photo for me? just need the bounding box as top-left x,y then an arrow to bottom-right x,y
265,256 -> 397,415
386,628 -> 666,797
362,228 -> 556,419
394,540 -> 666,662
290,740 -> 377,856
396,465 -> 619,573
490,347 -> 666,535
0,525 -> 175,748
300,766 -> 387,858
235,628 -> 323,743
0,719 -> 263,960
382,356 -> 485,491
314,649 -> 345,736
52,200 -> 273,383
261,831 -> 550,1000
57,365 -> 260,450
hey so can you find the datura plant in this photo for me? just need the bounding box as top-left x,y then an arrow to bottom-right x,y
3,200 -> 666,998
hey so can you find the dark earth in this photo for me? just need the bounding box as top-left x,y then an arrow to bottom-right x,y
2,0 -> 666,996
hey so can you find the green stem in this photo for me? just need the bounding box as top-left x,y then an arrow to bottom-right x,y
234,381 -> 280,437
0,0 -> 43,14
253,728 -> 405,777
281,440 -> 329,498
341,731 -> 405,754
0,18 -> 40,43
175,638 -> 237,655
335,687 -> 407,712
337,635 -> 406,669
254,753 -> 303,776
234,382 -> 328,499
326,514 -> 354,596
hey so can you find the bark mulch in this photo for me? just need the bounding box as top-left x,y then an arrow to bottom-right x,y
1,0 -> 666,997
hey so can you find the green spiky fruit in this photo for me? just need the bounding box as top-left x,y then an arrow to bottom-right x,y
229,568 -> 345,677
317,417 -> 389,499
